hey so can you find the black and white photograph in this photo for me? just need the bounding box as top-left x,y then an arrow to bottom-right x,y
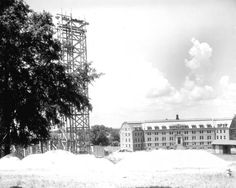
0,0 -> 236,187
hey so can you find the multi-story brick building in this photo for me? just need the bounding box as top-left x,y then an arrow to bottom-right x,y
120,115 -> 234,151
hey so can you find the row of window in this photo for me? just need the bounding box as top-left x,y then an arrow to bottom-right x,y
145,129 -> 225,135
134,132 -> 143,136
216,135 -> 227,139
217,124 -> 228,128
134,144 -> 142,148
216,129 -> 226,133
146,136 -> 212,141
124,138 -> 131,142
145,130 -> 213,135
122,133 -> 131,137
146,142 -> 212,147
146,124 -> 217,130
124,123 -> 228,131
134,138 -> 143,142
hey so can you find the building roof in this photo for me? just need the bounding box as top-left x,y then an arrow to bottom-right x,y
121,117 -> 233,130
212,140 -> 236,146
230,115 -> 236,129
127,117 -> 232,124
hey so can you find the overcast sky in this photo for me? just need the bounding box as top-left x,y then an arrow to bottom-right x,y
26,0 -> 236,128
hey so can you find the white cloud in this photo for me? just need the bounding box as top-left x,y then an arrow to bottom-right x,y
219,75 -> 236,100
147,38 -> 216,107
210,75 -> 236,117
185,38 -> 212,70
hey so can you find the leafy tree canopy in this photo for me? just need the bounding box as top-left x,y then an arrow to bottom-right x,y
0,0 -> 98,155
90,125 -> 120,146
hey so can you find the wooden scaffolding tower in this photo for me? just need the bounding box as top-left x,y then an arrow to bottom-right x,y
52,13 -> 91,153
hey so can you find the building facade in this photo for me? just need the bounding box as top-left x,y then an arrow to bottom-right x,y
120,116 -> 234,151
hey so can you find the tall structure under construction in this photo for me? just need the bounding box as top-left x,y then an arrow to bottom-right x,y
54,13 -> 90,153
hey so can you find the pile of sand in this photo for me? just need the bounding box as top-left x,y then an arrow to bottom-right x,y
0,149 -> 230,177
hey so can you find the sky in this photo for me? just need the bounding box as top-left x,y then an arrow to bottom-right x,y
25,0 -> 236,128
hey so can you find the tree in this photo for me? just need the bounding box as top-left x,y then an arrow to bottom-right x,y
90,125 -> 110,146
109,129 -> 120,146
0,0 -> 98,156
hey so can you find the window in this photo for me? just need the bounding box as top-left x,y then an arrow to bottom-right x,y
207,136 -> 211,140
147,132 -> 151,135
199,130 -> 204,134
184,131 -> 188,134
169,132 -> 173,135
147,126 -> 152,130
224,136 -> 226,139
192,131 -> 196,134
224,130 -> 226,133
184,137 -> 188,140
155,143 -> 159,146
155,126 -> 159,130
192,136 -> 196,140
217,136 -> 219,139
207,130 -> 211,133
155,137 -> 159,141
155,132 -> 158,135
162,143 -> 166,146
162,126 -> 167,129
207,124 -> 212,128
199,125 -> 204,128
162,137 -> 166,141
217,124 -> 222,128
192,125 -> 196,128
169,137 -> 173,141
220,136 -> 222,139
147,138 -> 151,141
220,130 -> 222,133
162,132 -> 166,135
147,143 -> 151,146
200,136 -> 204,140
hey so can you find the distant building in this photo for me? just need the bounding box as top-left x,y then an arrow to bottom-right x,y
120,115 -> 235,151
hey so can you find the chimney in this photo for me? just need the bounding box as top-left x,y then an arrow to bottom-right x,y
176,114 -> 179,120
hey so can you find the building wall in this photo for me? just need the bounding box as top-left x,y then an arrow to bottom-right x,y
143,128 -> 215,150
132,129 -> 144,151
120,118 -> 232,151
120,123 -> 133,151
